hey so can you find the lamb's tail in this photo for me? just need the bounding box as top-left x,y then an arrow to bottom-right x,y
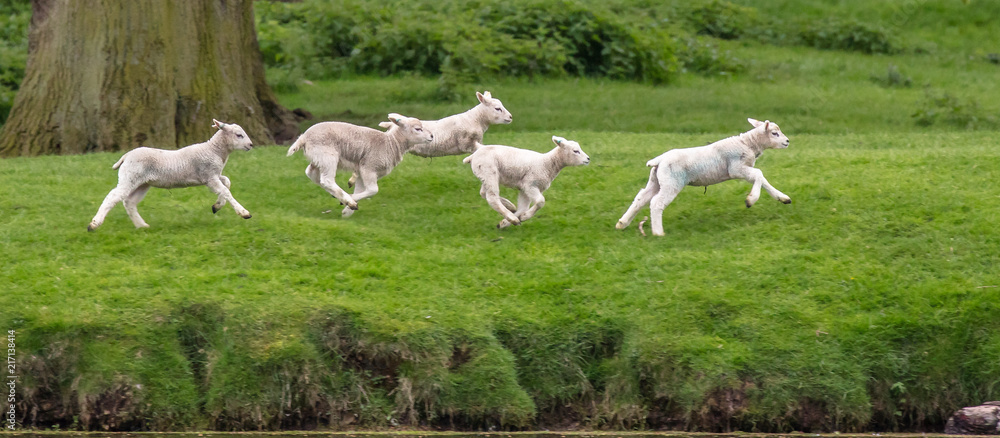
646,165 -> 659,187
286,136 -> 305,157
111,155 -> 126,170
462,142 -> 485,164
645,153 -> 667,167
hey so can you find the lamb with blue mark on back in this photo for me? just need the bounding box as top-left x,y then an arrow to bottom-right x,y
616,118 -> 792,237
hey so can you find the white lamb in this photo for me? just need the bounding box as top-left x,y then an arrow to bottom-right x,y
616,118 -> 792,237
348,90 -> 512,187
87,119 -> 254,231
286,113 -> 433,217
463,136 -> 590,229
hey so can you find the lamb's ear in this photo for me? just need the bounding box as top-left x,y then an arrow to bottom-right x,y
552,135 -> 566,146
387,113 -> 405,125
378,121 -> 394,130
476,91 -> 489,104
748,118 -> 763,128
212,119 -> 223,129
764,120 -> 770,131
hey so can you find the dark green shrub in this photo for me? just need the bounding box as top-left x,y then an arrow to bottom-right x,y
351,14 -> 450,76
912,89 -> 998,129
688,0 -> 759,40
0,1 -> 29,124
799,19 -> 899,54
478,0 -> 678,83
254,0 -> 682,89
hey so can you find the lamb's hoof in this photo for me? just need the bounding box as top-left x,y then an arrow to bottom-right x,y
87,223 -> 98,232
781,198 -> 792,204
348,203 -> 359,211
498,218 -> 520,229
212,205 -> 221,214
745,200 -> 753,208
342,207 -> 356,218
242,214 -> 252,220
615,220 -> 627,230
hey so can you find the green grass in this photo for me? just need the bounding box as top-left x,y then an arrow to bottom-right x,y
2,129 -> 999,430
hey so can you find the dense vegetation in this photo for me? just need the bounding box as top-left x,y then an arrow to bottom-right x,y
0,0 -> 28,123
1,0 -> 999,433
252,0 -> 911,98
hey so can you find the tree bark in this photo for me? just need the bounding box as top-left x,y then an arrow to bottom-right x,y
0,0 -> 297,157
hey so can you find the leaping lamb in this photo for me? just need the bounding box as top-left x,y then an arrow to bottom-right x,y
348,90 -> 511,187
286,113 -> 433,217
616,118 -> 792,236
87,119 -> 254,231
464,136 -> 590,229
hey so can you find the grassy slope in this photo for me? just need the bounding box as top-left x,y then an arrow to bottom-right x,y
3,130 -> 1000,430
2,0 -> 1000,432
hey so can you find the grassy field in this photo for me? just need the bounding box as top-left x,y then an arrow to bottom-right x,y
2,0 -> 1000,433
3,127 -> 999,430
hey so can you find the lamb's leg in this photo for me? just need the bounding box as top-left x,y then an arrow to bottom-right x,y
516,187 -> 545,222
479,181 -> 520,228
309,156 -> 358,211
212,175 -> 232,213
649,184 -> 681,237
513,192 -> 531,217
305,163 -> 322,185
88,184 -> 137,231
500,197 -> 517,212
342,169 -> 379,217
347,171 -> 358,188
206,177 -> 251,219
742,167 -> 790,207
498,191 -> 531,228
617,167 -> 660,229
123,184 -> 152,228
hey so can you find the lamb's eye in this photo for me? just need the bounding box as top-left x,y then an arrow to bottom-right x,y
236,134 -> 244,139
495,107 -> 502,111
415,127 -> 422,132
771,132 -> 779,136
573,150 -> 580,154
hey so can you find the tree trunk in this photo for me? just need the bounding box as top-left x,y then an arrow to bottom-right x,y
0,0 -> 298,157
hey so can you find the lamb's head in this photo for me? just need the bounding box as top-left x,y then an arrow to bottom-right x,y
748,118 -> 789,149
552,136 -> 590,166
476,91 -> 513,125
211,119 -> 253,151
387,113 -> 434,145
